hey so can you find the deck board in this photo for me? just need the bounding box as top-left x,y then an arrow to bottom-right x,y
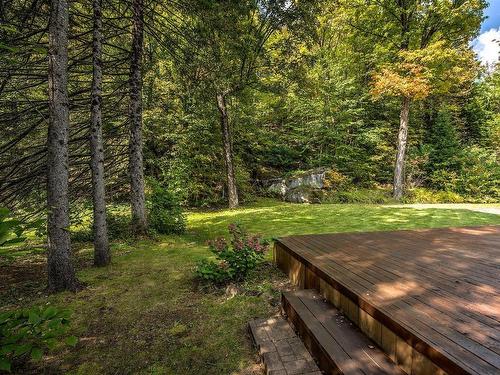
276,225 -> 500,375
283,289 -> 405,375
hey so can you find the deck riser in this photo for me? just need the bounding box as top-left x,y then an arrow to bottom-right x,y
281,295 -> 343,375
275,242 -> 451,375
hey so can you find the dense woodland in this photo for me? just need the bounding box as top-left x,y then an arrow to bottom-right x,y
0,0 -> 499,292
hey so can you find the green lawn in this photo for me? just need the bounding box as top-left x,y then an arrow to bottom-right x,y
188,199 -> 500,240
2,200 -> 500,374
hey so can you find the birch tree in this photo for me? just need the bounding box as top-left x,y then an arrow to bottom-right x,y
346,0 -> 485,199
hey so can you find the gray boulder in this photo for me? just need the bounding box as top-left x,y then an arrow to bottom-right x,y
263,168 -> 336,203
267,180 -> 287,197
286,169 -> 326,190
285,188 -> 311,203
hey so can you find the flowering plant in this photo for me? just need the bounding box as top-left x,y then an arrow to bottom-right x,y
196,224 -> 268,284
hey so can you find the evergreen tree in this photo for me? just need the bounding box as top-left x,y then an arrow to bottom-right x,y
427,109 -> 462,190
47,0 -> 80,292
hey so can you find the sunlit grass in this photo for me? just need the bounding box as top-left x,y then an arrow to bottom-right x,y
188,199 -> 500,241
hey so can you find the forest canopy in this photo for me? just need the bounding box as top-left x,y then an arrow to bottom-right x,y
1,0 -> 498,212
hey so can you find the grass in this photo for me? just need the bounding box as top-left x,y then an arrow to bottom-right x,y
1,199 -> 500,374
187,198 -> 500,240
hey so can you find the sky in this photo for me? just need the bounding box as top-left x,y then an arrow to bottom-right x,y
473,0 -> 500,67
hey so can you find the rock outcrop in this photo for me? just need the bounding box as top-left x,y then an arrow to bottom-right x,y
262,168 -> 339,203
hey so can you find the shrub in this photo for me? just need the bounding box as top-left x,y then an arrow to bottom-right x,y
323,169 -> 350,190
69,228 -> 93,243
457,146 -> 499,201
70,209 -> 132,242
404,188 -> 465,203
106,210 -> 133,240
428,169 -> 460,193
0,306 -> 77,372
148,183 -> 186,235
323,187 -> 394,204
196,224 -> 268,284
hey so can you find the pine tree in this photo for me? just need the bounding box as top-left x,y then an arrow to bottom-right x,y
427,109 -> 462,190
47,0 -> 79,292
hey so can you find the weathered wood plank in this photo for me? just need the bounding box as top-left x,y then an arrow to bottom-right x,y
295,289 -> 404,375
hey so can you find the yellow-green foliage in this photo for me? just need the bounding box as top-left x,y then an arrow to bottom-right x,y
323,170 -> 350,190
322,188 -> 393,204
405,188 -> 466,204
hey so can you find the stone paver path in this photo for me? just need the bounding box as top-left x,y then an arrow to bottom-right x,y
249,317 -> 321,375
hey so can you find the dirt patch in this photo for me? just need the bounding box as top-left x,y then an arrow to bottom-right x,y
0,244 -> 94,309
0,258 -> 47,308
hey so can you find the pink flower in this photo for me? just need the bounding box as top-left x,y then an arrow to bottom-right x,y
234,239 -> 244,251
210,237 -> 227,252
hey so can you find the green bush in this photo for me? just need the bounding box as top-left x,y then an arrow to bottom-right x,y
71,209 -> 132,243
107,211 -> 133,240
196,224 -> 268,284
0,306 -> 77,372
148,183 -> 186,235
323,169 -> 350,190
457,146 -> 499,201
323,187 -> 394,204
404,188 -> 466,203
407,145 -> 499,203
428,169 -> 460,193
69,228 -> 93,243
195,259 -> 232,284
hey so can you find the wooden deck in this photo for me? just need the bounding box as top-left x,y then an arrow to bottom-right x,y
274,225 -> 500,375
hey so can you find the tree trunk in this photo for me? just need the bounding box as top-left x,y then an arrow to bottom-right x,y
392,2 -> 412,201
47,0 -> 79,292
129,0 -> 147,233
393,96 -> 411,200
90,0 -> 110,266
216,93 -> 239,208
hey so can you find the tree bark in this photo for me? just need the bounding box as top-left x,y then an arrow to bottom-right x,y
393,96 -> 411,200
216,93 -> 239,208
47,0 -> 79,292
90,0 -> 110,266
129,0 -> 147,233
391,1 -> 412,201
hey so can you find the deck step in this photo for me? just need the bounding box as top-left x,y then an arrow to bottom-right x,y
282,289 -> 404,375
